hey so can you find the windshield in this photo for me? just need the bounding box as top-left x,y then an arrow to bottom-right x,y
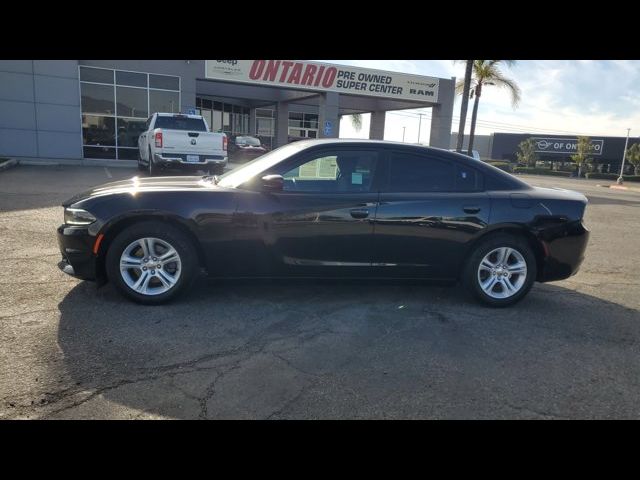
235,136 -> 261,146
154,116 -> 207,132
217,142 -> 308,188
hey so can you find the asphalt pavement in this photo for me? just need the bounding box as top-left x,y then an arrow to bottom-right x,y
1,166 -> 639,419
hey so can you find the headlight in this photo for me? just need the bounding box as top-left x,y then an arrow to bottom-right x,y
64,207 -> 96,225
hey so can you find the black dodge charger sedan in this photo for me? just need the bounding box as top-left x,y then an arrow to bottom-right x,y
57,139 -> 589,307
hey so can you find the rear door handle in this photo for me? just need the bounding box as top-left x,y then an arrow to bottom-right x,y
463,205 -> 481,214
350,208 -> 369,219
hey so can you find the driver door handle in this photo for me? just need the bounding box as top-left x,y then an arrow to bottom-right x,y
463,205 -> 481,214
350,208 -> 369,219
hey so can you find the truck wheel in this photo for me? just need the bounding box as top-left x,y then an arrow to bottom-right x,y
137,150 -> 145,171
148,148 -> 157,176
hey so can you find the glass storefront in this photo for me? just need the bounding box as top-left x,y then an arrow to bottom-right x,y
288,111 -> 319,139
79,66 -> 181,160
193,100 -> 320,150
196,97 -> 249,139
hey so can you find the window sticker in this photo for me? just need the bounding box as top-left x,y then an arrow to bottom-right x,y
352,172 -> 363,185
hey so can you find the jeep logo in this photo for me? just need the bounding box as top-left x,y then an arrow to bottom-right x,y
216,60 -> 238,66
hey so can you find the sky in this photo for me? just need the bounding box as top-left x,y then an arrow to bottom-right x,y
321,60 -> 640,145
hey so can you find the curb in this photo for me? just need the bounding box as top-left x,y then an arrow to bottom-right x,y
0,158 -> 18,172
597,184 -> 640,193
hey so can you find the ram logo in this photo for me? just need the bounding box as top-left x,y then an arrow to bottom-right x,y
191,139 -> 197,145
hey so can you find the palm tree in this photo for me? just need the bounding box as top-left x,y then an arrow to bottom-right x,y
454,60 -> 474,152
456,60 -> 521,155
350,114 -> 362,131
338,114 -> 363,134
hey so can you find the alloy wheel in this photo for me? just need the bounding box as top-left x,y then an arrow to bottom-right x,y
477,247 -> 527,299
119,237 -> 182,295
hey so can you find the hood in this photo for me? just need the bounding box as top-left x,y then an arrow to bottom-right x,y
62,175 -> 221,207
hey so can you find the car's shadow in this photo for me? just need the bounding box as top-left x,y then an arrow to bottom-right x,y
53,278 -> 640,419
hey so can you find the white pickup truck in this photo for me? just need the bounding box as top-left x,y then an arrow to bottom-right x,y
138,113 -> 228,175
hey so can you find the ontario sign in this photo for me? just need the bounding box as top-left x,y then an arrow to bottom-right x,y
532,137 -> 604,156
205,60 -> 440,103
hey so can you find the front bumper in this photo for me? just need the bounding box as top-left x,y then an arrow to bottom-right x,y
57,225 -> 98,281
537,219 -> 590,282
154,153 -> 227,169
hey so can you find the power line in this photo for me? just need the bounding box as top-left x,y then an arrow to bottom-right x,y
384,111 -> 605,136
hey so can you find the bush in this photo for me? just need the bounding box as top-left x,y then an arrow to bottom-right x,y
485,161 -> 513,172
513,167 -> 572,177
585,172 -> 640,182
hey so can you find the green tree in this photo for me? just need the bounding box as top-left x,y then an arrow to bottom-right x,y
626,143 -> 640,175
516,138 -> 538,167
570,136 -> 594,178
456,60 -> 521,155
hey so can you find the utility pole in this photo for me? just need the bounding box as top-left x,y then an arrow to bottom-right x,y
402,126 -> 406,143
618,128 -> 631,184
417,113 -> 424,144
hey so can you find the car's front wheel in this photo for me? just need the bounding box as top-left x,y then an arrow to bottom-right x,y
463,233 -> 536,307
105,221 -> 198,305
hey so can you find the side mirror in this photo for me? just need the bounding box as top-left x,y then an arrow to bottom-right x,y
261,174 -> 284,192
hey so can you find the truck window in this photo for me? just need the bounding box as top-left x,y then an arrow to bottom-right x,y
153,116 -> 208,132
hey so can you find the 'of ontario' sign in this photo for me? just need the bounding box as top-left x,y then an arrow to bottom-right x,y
532,137 -> 604,156
205,60 -> 440,103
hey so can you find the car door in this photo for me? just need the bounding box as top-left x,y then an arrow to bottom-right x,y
371,149 -> 491,279
231,147 -> 381,277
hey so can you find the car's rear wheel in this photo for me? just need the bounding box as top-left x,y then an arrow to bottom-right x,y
105,221 -> 198,305
463,233 -> 536,307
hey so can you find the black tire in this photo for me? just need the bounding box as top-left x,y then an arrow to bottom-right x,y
148,148 -> 157,176
137,149 -> 145,171
207,165 -> 224,176
462,233 -> 537,308
105,220 -> 198,305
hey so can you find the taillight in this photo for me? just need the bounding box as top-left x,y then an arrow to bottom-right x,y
223,135 -> 228,151
155,131 -> 163,148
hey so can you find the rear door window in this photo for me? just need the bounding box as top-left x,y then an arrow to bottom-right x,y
386,151 -> 455,192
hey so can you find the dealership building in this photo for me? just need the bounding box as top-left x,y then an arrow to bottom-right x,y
490,133 -> 638,173
0,60 -> 456,164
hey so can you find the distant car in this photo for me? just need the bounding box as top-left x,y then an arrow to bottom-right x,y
57,139 -> 590,307
450,149 -> 481,161
228,136 -> 268,163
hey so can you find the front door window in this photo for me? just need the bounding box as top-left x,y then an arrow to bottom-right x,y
280,151 -> 378,193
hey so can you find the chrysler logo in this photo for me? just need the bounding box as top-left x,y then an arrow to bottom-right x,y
191,139 -> 197,145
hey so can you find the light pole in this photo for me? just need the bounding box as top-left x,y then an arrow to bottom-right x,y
402,126 -> 406,143
417,113 -> 424,144
618,128 -> 631,184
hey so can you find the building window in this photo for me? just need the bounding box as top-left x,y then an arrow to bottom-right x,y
79,65 -> 180,160
288,112 -> 319,139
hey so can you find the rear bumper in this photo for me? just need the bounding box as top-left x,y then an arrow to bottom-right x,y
537,220 -> 590,282
154,153 -> 227,169
57,225 -> 97,281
